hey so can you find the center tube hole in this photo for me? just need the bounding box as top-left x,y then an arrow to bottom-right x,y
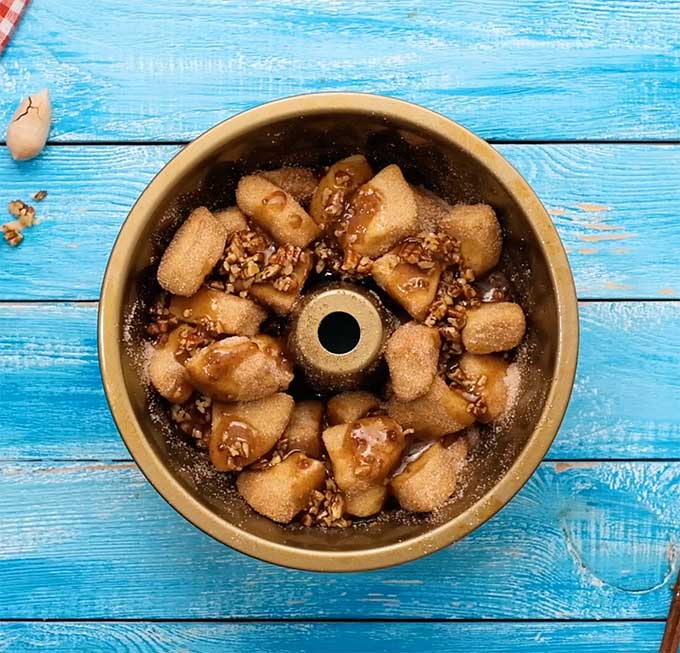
318,311 -> 361,355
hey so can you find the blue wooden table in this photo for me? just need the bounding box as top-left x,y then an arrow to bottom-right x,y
1,2 -> 679,651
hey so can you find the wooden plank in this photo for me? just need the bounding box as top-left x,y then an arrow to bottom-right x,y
0,621 -> 665,653
1,1 -> 679,141
0,303 -> 119,459
0,144 -> 679,300
553,301 -> 680,459
1,301 -> 677,461
0,461 -> 678,619
498,144 -> 680,299
0,146 -> 179,301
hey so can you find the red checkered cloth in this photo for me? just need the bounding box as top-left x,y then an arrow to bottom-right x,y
0,0 -> 29,54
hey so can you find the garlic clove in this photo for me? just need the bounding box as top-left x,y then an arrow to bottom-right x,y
6,89 -> 52,161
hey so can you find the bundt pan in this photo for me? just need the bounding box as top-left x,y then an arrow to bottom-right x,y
98,93 -> 578,572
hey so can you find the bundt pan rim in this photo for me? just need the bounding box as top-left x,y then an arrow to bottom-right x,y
98,92 -> 579,572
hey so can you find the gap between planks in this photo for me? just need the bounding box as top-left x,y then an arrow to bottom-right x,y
3,458 -> 680,464
5,140 -> 680,147
0,298 -> 677,305
0,617 -> 668,624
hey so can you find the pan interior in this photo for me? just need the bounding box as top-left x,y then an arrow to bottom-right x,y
119,110 -> 557,552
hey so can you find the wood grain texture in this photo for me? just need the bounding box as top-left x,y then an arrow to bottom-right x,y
0,621 -> 666,653
553,301 -> 680,459
1,1 -> 679,141
0,0 -> 675,637
500,144 -> 680,299
0,146 -> 180,300
0,144 -> 679,300
0,302 -> 117,460
1,301 -> 678,460
0,461 -> 678,619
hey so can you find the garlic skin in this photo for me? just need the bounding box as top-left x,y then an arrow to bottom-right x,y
6,89 -> 52,161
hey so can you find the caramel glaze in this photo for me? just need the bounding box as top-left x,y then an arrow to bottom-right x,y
373,253 -> 443,321
262,189 -> 287,213
310,155 -> 373,227
394,262 -> 439,295
344,185 -> 383,249
202,342 -> 259,381
170,325 -> 213,366
345,415 -> 407,484
209,413 -> 259,471
254,334 -> 293,372
196,335 -> 291,384
164,326 -> 192,364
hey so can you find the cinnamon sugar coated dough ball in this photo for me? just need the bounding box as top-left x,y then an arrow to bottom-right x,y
345,164 -> 418,257
322,416 -> 406,494
209,393 -> 294,471
248,283 -> 296,316
462,302 -> 526,354
237,453 -> 326,523
326,391 -> 380,426
321,425 -> 353,487
148,326 -> 193,404
459,353 -> 510,422
309,154 -> 373,226
372,250 -> 442,321
281,400 -> 324,458
169,288 -> 267,336
386,322 -> 440,401
184,335 -> 293,401
344,485 -> 387,518
157,207 -> 227,296
259,167 -> 318,205
387,376 -> 475,439
412,186 -> 452,232
236,175 -> 321,247
212,206 -> 248,236
442,203 -> 502,276
392,439 -> 468,512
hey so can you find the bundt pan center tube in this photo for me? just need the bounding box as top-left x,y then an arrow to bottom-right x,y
98,93 -> 579,572
288,282 -> 392,393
